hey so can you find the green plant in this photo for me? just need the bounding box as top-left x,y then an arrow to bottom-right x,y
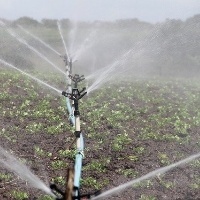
0,173 -> 12,181
190,159 -> 200,167
157,176 -> 175,189
11,190 -> 29,200
133,180 -> 154,188
190,176 -> 200,189
157,153 -> 170,165
135,146 -> 145,154
174,117 -> 190,137
83,160 -> 106,173
128,155 -> 139,162
38,195 -> 54,200
81,177 -> 109,190
51,160 -> 67,169
112,132 -> 132,151
34,146 -> 45,156
59,149 -> 76,159
139,194 -> 157,200
118,169 -> 138,178
53,176 -> 65,185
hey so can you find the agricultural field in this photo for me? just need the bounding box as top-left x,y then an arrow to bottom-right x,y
0,68 -> 200,199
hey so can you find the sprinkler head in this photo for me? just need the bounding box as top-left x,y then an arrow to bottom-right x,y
69,74 -> 85,86
80,87 -> 86,93
62,91 -> 71,98
62,91 -> 67,96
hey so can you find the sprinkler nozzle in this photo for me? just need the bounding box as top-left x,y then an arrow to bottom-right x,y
50,183 -> 64,200
62,91 -> 70,97
80,87 -> 86,93
78,91 -> 87,100
62,91 -> 66,96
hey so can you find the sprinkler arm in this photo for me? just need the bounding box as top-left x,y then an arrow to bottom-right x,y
78,91 -> 87,100
62,88 -> 87,101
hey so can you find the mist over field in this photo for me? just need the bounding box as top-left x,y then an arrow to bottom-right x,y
0,15 -> 200,79
1,10 -> 200,199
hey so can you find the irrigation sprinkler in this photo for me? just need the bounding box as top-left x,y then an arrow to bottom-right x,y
61,54 -> 75,125
49,25 -> 100,198
61,54 -> 84,126
50,73 -> 100,199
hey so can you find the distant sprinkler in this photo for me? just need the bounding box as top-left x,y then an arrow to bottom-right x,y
60,54 -> 70,66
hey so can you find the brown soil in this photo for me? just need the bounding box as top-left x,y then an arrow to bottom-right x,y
0,74 -> 200,200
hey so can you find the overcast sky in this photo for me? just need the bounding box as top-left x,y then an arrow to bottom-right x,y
0,0 -> 199,23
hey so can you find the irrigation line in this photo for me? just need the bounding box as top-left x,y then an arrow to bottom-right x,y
62,76 -> 87,199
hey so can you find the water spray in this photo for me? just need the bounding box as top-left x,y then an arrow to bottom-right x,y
18,24 -> 61,56
0,146 -> 56,198
57,21 -> 70,59
0,20 -> 65,75
0,58 -> 62,95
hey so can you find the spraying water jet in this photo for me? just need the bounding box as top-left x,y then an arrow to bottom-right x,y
18,24 -> 62,56
0,146 -> 56,198
0,20 -> 65,75
57,21 -> 70,59
0,58 -> 62,95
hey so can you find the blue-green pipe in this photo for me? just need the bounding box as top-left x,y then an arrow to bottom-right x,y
66,97 -> 75,126
74,133 -> 84,188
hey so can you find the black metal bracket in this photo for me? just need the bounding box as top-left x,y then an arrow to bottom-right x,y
62,87 -> 87,117
78,190 -> 101,199
75,131 -> 81,138
62,88 -> 87,101
50,183 -> 101,200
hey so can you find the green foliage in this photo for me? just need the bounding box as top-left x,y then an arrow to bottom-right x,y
52,176 -> 65,185
11,190 -> 29,200
139,194 -> 157,200
190,176 -> 200,189
157,153 -> 170,165
112,132 -> 132,151
51,160 -> 67,169
157,176 -> 175,189
83,160 -> 108,173
117,168 -> 138,178
81,177 -> 109,190
59,149 -> 76,159
0,173 -> 12,181
34,146 -> 45,156
38,195 -> 54,200
133,180 -> 154,188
